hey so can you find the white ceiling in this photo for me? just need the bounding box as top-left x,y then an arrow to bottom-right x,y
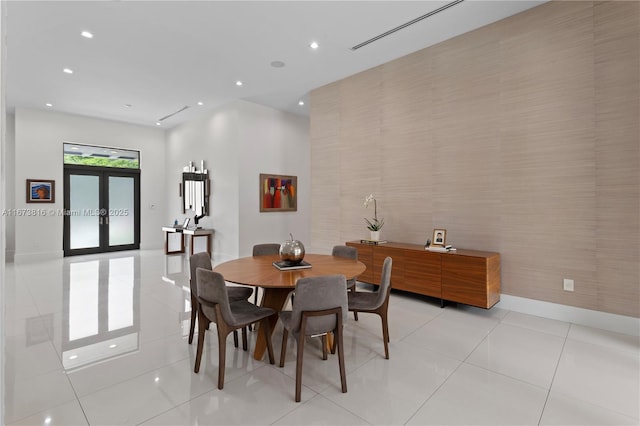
5,1 -> 545,129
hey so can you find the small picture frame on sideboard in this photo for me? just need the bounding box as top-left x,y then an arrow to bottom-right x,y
431,228 -> 447,246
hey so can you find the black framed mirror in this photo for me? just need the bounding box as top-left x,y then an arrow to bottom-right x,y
182,172 -> 209,218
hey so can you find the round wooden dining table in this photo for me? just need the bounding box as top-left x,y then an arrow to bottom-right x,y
213,253 -> 366,360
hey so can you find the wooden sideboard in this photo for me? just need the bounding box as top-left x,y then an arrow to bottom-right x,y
346,241 -> 501,309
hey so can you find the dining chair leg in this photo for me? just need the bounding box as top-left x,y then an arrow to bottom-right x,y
330,331 -> 337,355
262,317 -> 275,364
382,314 -> 390,359
322,335 -> 328,360
348,285 -> 359,321
380,300 -> 390,359
216,325 -> 229,390
249,287 -> 260,332
295,333 -> 305,402
242,327 -> 248,351
233,330 -> 238,348
279,328 -> 289,368
336,323 -> 347,394
188,296 -> 198,344
194,310 -> 208,373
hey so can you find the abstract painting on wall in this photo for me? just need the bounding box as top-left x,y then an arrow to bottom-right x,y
260,174 -> 297,212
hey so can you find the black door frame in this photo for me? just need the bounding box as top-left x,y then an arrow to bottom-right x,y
63,165 -> 141,256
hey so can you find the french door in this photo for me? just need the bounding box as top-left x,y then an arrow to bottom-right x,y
63,166 -> 140,256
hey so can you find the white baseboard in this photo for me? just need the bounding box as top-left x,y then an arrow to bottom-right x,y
14,250 -> 63,264
497,294 -> 640,337
139,243 -> 163,250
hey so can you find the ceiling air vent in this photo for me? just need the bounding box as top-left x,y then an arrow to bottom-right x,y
157,105 -> 190,122
351,0 -> 464,50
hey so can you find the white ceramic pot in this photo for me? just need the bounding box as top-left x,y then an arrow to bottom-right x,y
370,231 -> 380,241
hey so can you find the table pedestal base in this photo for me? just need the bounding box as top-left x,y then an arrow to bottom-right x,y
254,288 -> 292,360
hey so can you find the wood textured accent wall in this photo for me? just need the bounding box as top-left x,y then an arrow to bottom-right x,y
310,1 -> 639,317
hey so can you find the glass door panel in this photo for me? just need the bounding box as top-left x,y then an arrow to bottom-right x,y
108,176 -> 135,246
64,167 -> 139,256
70,174 -> 100,250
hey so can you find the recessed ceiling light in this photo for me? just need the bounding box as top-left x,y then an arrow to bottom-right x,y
270,60 -> 285,68
156,122 -> 161,126
235,80 -> 243,86
154,377 -> 160,382
298,101 -> 304,106
109,344 -> 117,348
44,417 -> 52,425
124,104 -> 132,108
69,355 -> 78,360
81,31 -> 93,39
197,101 -> 204,106
63,68 -> 73,74
45,103 -> 53,107
310,41 -> 319,49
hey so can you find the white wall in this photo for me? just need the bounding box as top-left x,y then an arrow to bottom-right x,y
237,101 -> 310,256
13,108 -> 166,261
165,100 -> 310,263
166,104 -> 241,262
1,1 -> 6,420
4,114 -> 14,261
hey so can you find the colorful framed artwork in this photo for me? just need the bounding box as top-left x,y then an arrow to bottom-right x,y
26,179 -> 55,203
260,174 -> 297,212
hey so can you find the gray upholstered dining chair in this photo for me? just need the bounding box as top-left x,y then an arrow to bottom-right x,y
331,245 -> 359,320
189,252 -> 252,346
279,274 -> 348,402
348,256 -> 393,359
194,268 -> 277,389
251,243 -> 281,305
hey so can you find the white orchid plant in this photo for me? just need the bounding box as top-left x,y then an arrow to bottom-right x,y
363,194 -> 384,231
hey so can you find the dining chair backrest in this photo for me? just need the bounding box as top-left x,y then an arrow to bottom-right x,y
375,257 -> 393,308
252,243 -> 281,256
196,267 -> 235,325
290,274 -> 347,336
193,267 -> 276,389
251,243 -> 282,306
190,252 -> 212,298
331,245 -> 357,261
332,246 -> 358,286
331,245 -> 359,320
346,256 -> 393,359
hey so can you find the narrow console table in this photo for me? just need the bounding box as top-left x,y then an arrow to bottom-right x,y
346,241 -> 500,309
162,226 -> 214,255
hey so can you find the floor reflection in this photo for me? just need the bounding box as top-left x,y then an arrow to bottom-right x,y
61,255 -> 140,370
4,250 -> 638,425
162,254 -> 192,327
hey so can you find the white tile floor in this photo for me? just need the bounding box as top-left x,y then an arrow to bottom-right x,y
3,250 -> 639,425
